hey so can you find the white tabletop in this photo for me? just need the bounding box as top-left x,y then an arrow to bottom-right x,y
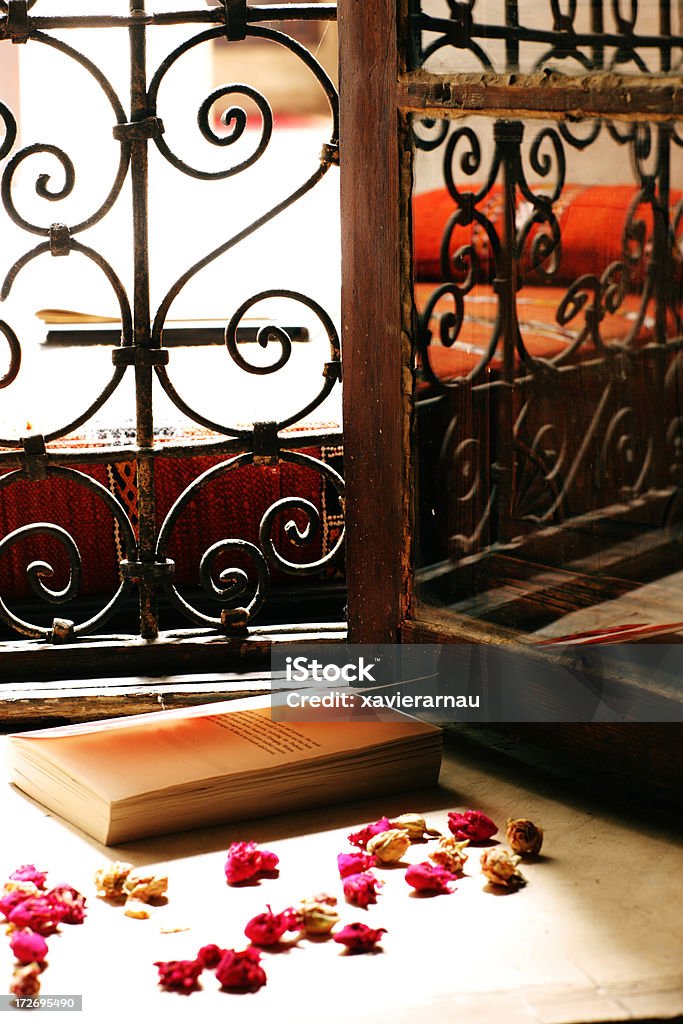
1,734 -> 681,1024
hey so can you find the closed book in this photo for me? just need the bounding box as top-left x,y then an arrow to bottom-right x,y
7,696 -> 442,845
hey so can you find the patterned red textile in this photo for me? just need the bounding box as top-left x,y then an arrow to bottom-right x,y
0,441 -> 343,601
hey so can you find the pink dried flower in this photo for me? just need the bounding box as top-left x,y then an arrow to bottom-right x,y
0,885 -> 40,919
224,842 -> 279,885
46,886 -> 87,925
347,817 -> 395,849
215,947 -> 267,993
342,872 -> 382,909
9,930 -> 48,966
448,809 -> 498,843
337,851 -> 376,878
196,944 -> 226,969
259,850 -> 279,873
9,866 -> 47,890
154,959 -> 203,993
334,923 -> 386,953
9,963 -> 42,998
405,861 -> 456,894
244,906 -> 299,947
8,896 -> 66,936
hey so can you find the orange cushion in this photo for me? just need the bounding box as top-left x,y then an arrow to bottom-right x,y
412,185 -> 683,288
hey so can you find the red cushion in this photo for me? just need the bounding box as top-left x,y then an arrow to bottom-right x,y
413,184 -> 683,288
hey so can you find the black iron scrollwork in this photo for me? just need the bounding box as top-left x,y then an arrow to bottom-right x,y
417,0 -> 673,72
156,449 -> 344,631
0,3 -> 343,642
0,467 -> 137,639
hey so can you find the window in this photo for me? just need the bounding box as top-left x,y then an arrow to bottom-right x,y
0,0 -> 343,688
341,0 -> 683,652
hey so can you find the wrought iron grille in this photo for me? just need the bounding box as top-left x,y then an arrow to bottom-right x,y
409,2 -> 683,628
412,0 -> 683,73
0,0 -> 343,653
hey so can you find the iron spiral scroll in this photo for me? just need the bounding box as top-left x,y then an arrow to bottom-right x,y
0,1 -> 343,642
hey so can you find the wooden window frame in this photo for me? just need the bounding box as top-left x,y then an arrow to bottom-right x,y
338,0 -> 683,794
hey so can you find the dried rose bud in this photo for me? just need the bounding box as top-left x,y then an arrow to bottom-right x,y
8,896 -> 66,936
196,944 -> 227,969
480,848 -> 525,888
244,906 -> 299,947
429,837 -> 470,875
94,861 -> 133,900
9,866 -> 48,890
124,872 -> 168,903
342,872 -> 382,909
224,842 -> 279,885
391,814 -> 440,840
334,922 -> 386,953
9,930 -> 48,966
337,851 -> 375,878
405,861 -> 456,894
46,885 -> 87,925
10,963 -> 42,998
366,829 -> 411,864
215,948 -> 267,992
0,883 -> 41,919
505,818 -> 544,856
154,958 -> 203,993
347,817 -> 395,849
448,809 -> 498,842
298,896 -> 340,937
124,899 -> 151,919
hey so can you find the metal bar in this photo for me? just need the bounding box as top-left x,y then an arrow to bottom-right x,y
128,1 -> 158,641
505,0 -> 520,72
661,0 -> 673,73
492,119 -> 520,545
22,5 -> 337,30
419,14 -> 683,51
0,431 -> 344,472
591,0 -> 604,71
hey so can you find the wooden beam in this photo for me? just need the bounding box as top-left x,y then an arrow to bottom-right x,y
399,70 -> 683,120
339,0 -> 407,642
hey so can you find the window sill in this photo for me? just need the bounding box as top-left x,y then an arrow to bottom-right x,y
1,731 -> 680,1023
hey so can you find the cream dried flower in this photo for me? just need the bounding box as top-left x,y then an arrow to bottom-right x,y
505,818 -> 544,856
124,872 -> 168,903
298,894 -> 339,936
94,862 -> 132,900
10,963 -> 41,998
429,837 -> 469,874
480,848 -> 525,888
366,828 -> 411,864
391,813 -> 441,840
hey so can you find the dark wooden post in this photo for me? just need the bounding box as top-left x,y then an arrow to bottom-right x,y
338,0 -> 406,643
